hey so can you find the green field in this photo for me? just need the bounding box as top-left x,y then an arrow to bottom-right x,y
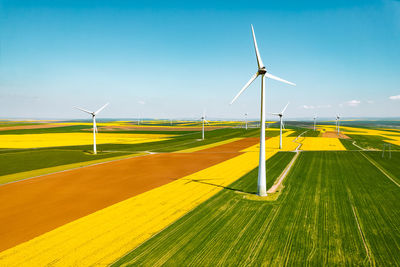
113,151 -> 400,266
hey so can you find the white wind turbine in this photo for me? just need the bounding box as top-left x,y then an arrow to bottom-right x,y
75,103 -> 109,155
271,102 -> 289,149
336,114 -> 340,134
201,110 -> 209,140
313,115 -> 317,131
230,25 -> 295,196
245,113 -> 248,130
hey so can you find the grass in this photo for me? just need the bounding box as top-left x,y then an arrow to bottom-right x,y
361,151 -> 400,185
286,127 -> 319,137
113,151 -> 400,266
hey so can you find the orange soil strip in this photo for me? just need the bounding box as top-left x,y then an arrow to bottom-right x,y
0,124 -> 69,131
0,138 -> 259,252
322,131 -> 350,139
86,126 -> 229,131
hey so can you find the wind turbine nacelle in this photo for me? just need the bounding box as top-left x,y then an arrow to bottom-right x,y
258,68 -> 267,74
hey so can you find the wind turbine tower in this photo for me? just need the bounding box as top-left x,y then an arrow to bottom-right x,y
75,103 -> 109,155
230,25 -> 295,196
201,110 -> 209,140
245,113 -> 248,130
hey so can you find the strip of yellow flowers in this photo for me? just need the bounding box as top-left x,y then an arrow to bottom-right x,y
0,135 -> 296,266
300,137 -> 346,151
0,133 -> 174,148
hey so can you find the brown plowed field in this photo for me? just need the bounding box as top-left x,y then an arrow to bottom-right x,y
0,137 -> 259,252
322,131 -> 350,139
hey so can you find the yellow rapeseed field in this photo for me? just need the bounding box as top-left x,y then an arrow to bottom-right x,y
321,125 -> 400,138
300,137 -> 346,151
0,136 -> 288,266
0,133 -> 173,148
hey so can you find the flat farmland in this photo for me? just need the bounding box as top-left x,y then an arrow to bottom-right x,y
114,151 -> 400,266
0,137 -> 260,252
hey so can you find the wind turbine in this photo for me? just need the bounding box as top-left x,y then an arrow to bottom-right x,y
313,115 -> 317,131
230,25 -> 295,196
336,114 -> 340,134
271,102 -> 289,149
201,110 -> 209,140
245,113 -> 248,130
75,103 -> 109,155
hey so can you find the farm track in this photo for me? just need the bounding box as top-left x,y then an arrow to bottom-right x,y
0,137 -> 260,252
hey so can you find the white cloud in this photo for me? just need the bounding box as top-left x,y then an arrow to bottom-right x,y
389,95 -> 400,100
317,104 -> 332,108
366,100 -> 374,104
301,105 -> 315,109
345,100 -> 361,107
138,100 -> 146,105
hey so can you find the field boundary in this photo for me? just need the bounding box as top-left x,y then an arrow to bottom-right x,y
0,152 -> 148,186
360,152 -> 400,188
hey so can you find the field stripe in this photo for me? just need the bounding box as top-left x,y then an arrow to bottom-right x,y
360,152 -> 400,188
0,152 -> 145,186
0,136 -> 288,266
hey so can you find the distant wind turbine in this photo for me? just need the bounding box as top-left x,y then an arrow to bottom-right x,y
75,103 -> 109,155
336,114 -> 340,134
271,102 -> 289,149
245,113 -> 248,130
201,110 -> 209,140
230,25 -> 295,196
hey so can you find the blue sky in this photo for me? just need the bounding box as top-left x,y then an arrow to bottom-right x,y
0,0 -> 399,119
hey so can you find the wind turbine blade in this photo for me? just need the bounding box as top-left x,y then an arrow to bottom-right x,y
230,72 -> 259,104
94,103 -> 109,115
251,25 -> 264,69
282,120 -> 285,130
269,112 -> 280,116
281,102 -> 290,114
75,106 -> 93,114
265,73 -> 296,86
